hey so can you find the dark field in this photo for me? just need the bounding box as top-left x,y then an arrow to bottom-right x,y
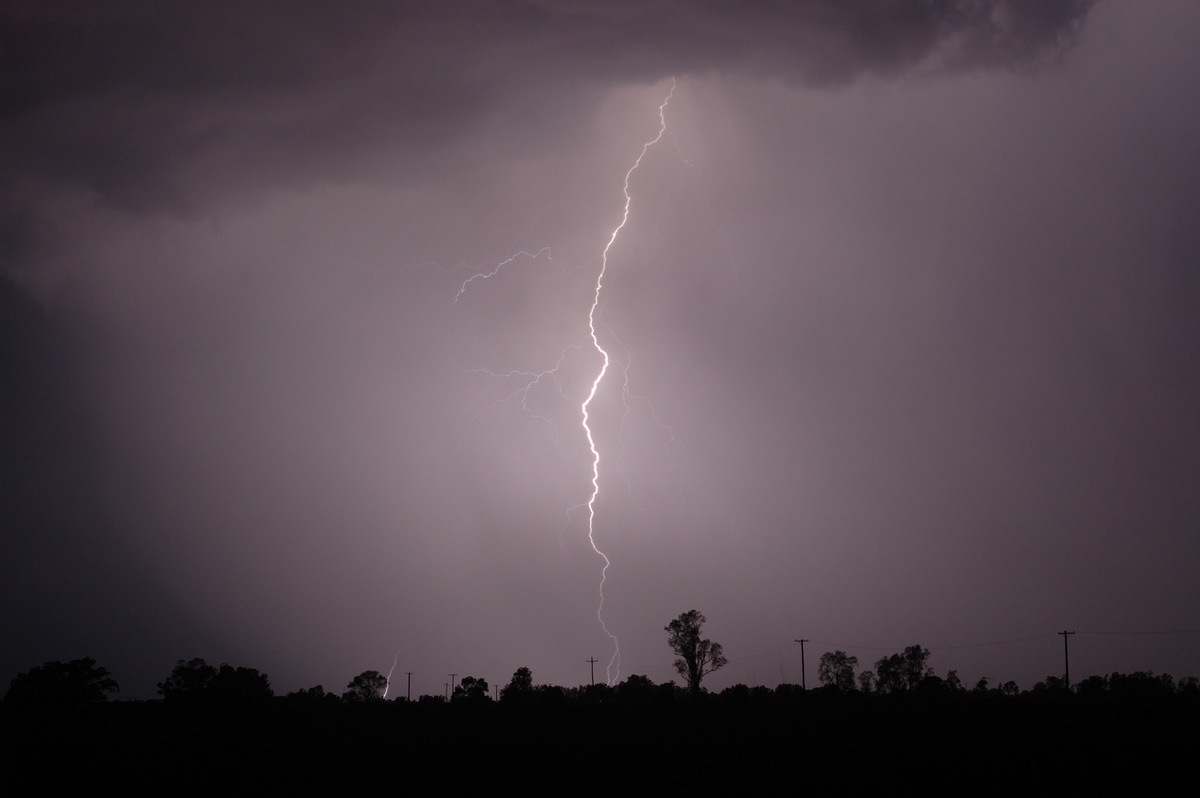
4,687 -> 1196,794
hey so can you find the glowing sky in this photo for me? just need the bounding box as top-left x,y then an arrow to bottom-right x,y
4,1 -> 1200,698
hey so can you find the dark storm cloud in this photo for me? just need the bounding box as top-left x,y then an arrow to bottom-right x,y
1,1 -> 1093,220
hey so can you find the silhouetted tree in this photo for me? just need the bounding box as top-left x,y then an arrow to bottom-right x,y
286,685 -> 338,704
158,658 -> 218,702
1032,675 -> 1067,693
874,645 -> 931,694
719,683 -> 775,706
616,674 -> 660,704
915,674 -> 948,697
817,650 -> 858,691
4,658 -> 118,706
343,670 -> 388,702
875,655 -> 903,694
900,645 -> 932,690
157,658 -> 272,704
665,609 -> 727,696
858,669 -> 877,694
208,664 -> 273,704
500,667 -> 533,703
579,682 -> 615,703
1109,671 -> 1175,698
534,684 -> 568,705
774,683 -> 805,701
452,676 -> 489,703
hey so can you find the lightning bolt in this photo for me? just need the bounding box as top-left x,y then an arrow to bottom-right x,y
584,78 -> 675,685
383,648 -> 402,699
450,79 -> 678,686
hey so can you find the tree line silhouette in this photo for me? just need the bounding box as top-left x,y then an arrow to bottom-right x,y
6,610 -> 1197,707
3,611 -> 1197,791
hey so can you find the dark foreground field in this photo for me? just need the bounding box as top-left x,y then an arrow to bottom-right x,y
3,689 -> 1197,794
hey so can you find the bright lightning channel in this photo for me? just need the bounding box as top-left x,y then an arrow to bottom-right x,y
383,648 -> 402,699
450,79 -> 678,686
584,78 -> 675,685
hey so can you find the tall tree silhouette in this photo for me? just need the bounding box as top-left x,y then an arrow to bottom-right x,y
500,667 -> 533,703
817,650 -> 858,691
665,609 -> 727,696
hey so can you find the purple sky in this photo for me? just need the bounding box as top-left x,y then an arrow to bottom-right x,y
4,1 -> 1200,699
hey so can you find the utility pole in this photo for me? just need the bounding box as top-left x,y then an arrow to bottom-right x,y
794,639 -> 810,689
1059,630 -> 1076,687
406,672 -> 412,702
449,673 -> 457,698
586,657 -> 598,686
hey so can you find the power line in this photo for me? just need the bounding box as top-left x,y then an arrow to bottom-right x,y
804,635 -> 1053,653
1080,627 -> 1200,637
795,626 -> 1200,654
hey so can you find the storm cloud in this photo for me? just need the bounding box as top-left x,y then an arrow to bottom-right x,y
3,1 -> 1091,216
